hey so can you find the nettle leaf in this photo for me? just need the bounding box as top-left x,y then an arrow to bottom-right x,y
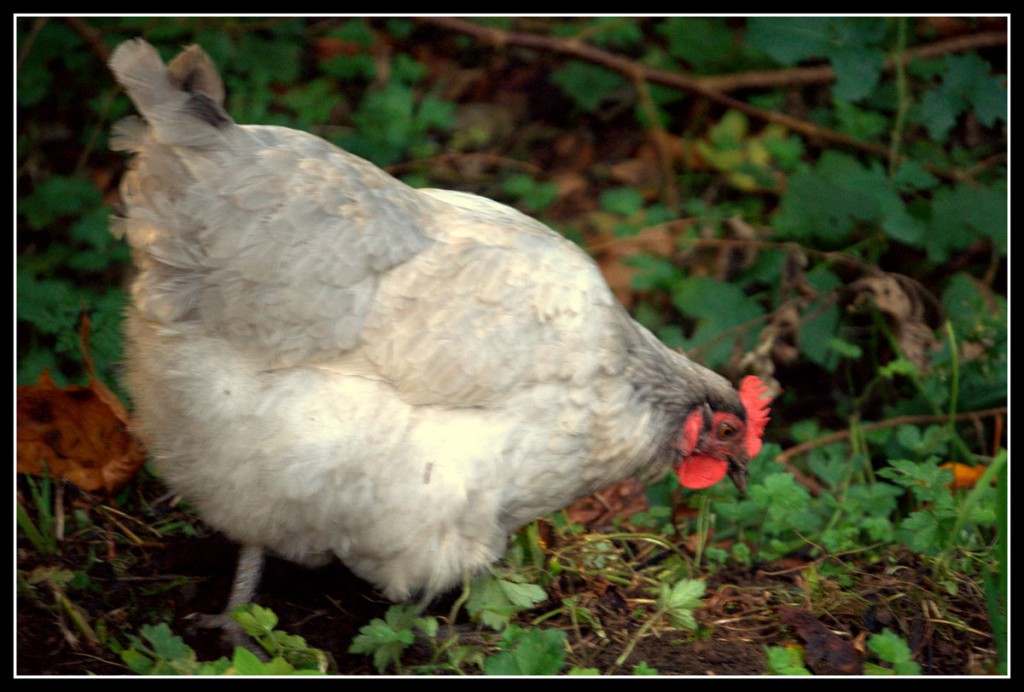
806,442 -> 850,488
483,626 -> 566,676
939,53 -> 1007,128
600,187 -> 645,217
16,270 -> 82,336
847,483 -> 903,517
348,605 -> 417,673
925,184 -> 1007,262
834,100 -> 889,140
281,78 -> 343,128
942,272 -> 1006,334
868,629 -> 922,675
585,17 -> 644,48
914,53 -> 1006,141
658,578 -> 705,630
232,603 -> 278,637
671,276 -> 764,369
502,174 -> 558,212
754,473 -> 817,532
747,17 -> 831,65
18,175 -> 102,230
657,17 -> 736,73
773,152 -> 923,246
915,87 -> 960,142
140,623 -> 196,662
235,35 -> 301,85
830,44 -> 886,102
765,645 -> 812,675
772,154 -> 877,242
892,160 -> 939,192
799,265 -> 841,369
549,60 -> 626,112
467,574 -> 547,631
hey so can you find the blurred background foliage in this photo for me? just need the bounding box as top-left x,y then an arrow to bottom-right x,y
17,17 -> 1006,412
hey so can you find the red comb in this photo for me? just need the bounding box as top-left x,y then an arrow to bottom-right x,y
739,376 -> 771,458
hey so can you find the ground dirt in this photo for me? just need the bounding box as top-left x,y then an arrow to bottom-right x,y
16,480 -> 999,677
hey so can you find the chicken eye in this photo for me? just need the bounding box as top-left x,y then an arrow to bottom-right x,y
718,423 -> 737,439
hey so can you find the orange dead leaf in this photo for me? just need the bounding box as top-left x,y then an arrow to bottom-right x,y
17,370 -> 146,495
940,462 -> 988,491
17,314 -> 145,495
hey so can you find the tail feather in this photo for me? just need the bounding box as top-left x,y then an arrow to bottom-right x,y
109,39 -> 233,149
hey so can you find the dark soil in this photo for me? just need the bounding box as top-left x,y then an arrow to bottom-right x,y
16,480 -> 1000,677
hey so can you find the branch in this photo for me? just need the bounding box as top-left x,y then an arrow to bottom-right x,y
773,407 -> 1007,466
694,30 -> 1007,93
420,18 -> 1004,179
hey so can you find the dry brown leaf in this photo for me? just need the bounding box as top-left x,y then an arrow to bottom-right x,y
17,370 -> 146,495
779,606 -> 864,675
847,274 -> 938,371
594,224 -> 678,307
566,478 -> 648,528
18,315 -> 144,495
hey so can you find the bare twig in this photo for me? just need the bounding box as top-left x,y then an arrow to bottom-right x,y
695,30 -> 1007,93
774,407 -> 1008,466
420,18 -> 1005,181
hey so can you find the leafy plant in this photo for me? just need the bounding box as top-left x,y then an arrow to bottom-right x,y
118,617 -> 327,675
466,572 -> 548,631
482,625 -> 567,676
615,578 -> 705,667
764,645 -> 813,675
348,604 -> 427,674
864,629 -> 922,675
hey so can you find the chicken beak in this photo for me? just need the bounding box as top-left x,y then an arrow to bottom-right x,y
727,459 -> 749,494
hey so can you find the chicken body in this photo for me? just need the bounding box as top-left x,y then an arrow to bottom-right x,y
110,40 -> 766,604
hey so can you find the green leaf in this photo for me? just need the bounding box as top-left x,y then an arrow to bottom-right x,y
657,578 -> 705,631
671,275 -> 764,368
747,17 -> 831,65
501,174 -> 558,212
867,629 -> 921,675
830,44 -> 885,102
925,184 -> 1007,262
891,160 -> 939,192
772,152 -> 881,242
834,100 -> 889,140
140,622 -> 196,662
234,34 -> 301,85
348,604 -> 418,673
498,579 -> 547,608
899,510 -> 945,553
799,266 -> 842,369
232,603 -> 278,638
632,661 -> 659,675
467,574 -> 547,631
18,175 -> 102,230
940,53 -> 1007,128
774,151 -> 926,247
482,627 -> 566,676
764,645 -> 812,675
600,187 -> 645,217
549,60 -> 626,112
657,17 -> 736,73
232,646 -> 269,675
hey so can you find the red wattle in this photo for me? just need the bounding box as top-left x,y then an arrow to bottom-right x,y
676,455 -> 728,489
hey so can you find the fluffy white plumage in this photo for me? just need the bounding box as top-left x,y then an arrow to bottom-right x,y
109,39 -> 764,605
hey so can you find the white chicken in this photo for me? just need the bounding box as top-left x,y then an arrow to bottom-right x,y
109,39 -> 771,619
